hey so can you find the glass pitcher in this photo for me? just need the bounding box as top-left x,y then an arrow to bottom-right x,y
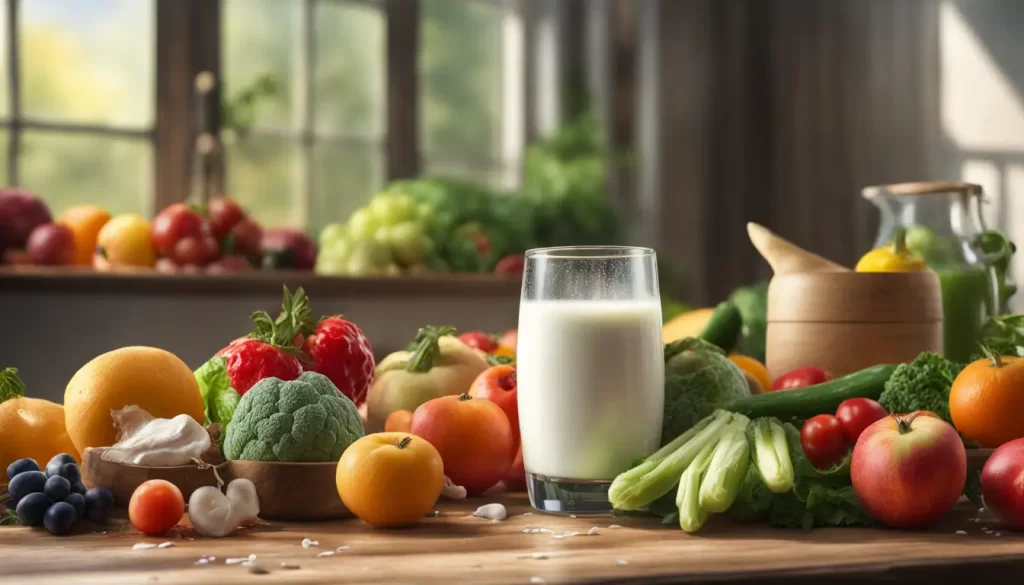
862,181 -> 1016,363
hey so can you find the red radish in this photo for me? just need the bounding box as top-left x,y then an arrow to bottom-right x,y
982,438 -> 1024,530
772,366 -> 832,391
851,413 -> 966,528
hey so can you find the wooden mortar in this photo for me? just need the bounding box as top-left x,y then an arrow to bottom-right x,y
766,272 -> 943,379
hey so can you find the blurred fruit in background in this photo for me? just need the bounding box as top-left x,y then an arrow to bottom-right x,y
494,254 -> 525,277
261,228 -> 317,270
0,188 -> 52,262
228,216 -> 263,264
94,214 -> 157,269
207,197 -> 245,239
56,205 -> 111,266
151,203 -> 207,259
26,224 -> 76,266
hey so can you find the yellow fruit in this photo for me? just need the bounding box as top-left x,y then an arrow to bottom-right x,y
95,214 -> 156,268
662,308 -> 715,344
57,204 -> 111,266
0,397 -> 80,477
729,354 -> 772,395
855,228 -> 928,273
64,347 -> 205,453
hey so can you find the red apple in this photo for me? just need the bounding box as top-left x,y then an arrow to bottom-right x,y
469,364 -> 519,439
26,223 -> 76,266
0,188 -> 52,257
982,438 -> 1024,530
503,447 -> 526,491
498,329 -> 517,351
851,413 -> 966,528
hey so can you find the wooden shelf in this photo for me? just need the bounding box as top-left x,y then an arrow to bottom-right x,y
0,266 -> 522,298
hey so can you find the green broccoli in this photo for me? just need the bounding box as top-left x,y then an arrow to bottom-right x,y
224,371 -> 364,462
662,338 -> 750,445
877,352 -> 965,424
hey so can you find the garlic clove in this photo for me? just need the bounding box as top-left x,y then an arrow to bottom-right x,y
188,486 -> 237,538
225,479 -> 260,526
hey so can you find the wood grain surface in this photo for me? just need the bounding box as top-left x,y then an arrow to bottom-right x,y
1,493 -> 1022,585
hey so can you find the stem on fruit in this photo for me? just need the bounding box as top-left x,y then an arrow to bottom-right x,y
980,344 -> 1005,368
891,227 -> 909,255
894,412 -> 919,435
406,325 -> 457,373
458,393 -> 473,402
398,436 -> 413,449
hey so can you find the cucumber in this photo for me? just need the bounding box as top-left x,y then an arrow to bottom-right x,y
699,301 -> 743,353
726,364 -> 897,420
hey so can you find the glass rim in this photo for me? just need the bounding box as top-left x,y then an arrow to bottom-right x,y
525,246 -> 656,260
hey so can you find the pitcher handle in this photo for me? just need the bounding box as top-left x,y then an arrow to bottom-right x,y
975,230 -> 1017,313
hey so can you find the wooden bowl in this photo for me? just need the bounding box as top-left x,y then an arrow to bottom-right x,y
82,449 -> 229,507
766,272 -> 943,378
225,461 -> 352,521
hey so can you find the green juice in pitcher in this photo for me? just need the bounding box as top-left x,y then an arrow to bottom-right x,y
936,267 -> 991,363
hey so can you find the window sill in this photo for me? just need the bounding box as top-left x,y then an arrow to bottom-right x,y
0,266 -> 522,298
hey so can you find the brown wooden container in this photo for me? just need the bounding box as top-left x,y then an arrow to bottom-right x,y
225,461 -> 352,521
766,272 -> 943,379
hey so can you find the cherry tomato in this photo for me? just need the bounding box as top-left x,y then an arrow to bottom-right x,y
207,197 -> 245,239
458,331 -> 499,353
229,217 -> 263,258
800,414 -> 849,470
172,234 -> 219,266
151,203 -> 206,256
129,479 -> 185,535
773,366 -> 833,391
835,398 -> 889,445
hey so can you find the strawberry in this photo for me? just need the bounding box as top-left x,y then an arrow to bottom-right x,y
303,315 -> 375,406
219,287 -> 315,395
458,331 -> 499,353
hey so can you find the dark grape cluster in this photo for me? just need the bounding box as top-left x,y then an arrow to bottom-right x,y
6,454 -> 114,536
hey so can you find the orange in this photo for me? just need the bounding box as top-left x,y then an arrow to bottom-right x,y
57,204 -> 111,266
384,409 -> 413,433
94,214 -> 156,269
0,397 -> 80,477
64,347 -> 205,454
729,354 -> 772,394
336,433 -> 444,528
949,354 -> 1024,448
492,346 -> 516,360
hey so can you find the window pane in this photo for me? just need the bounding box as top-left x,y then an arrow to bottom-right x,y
314,1 -> 385,138
0,131 -> 7,185
226,136 -> 304,228
20,132 -> 152,216
223,0 -> 301,131
21,0 -> 154,127
0,4 -> 8,119
424,157 -> 512,192
311,143 -> 382,235
421,0 -> 503,158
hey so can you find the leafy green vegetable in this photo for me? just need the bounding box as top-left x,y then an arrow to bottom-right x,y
748,418 -> 794,493
0,367 -> 26,404
677,440 -> 717,532
698,415 -> 751,513
194,357 -> 241,426
224,371 -> 365,462
976,314 -> 1024,358
662,338 -> 750,445
877,352 -> 964,424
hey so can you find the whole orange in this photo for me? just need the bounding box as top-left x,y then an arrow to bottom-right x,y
729,354 -> 772,394
64,347 -> 205,453
57,204 -> 111,265
949,354 -> 1024,448
384,410 -> 413,433
336,433 -> 444,528
0,397 -> 80,477
94,214 -> 156,269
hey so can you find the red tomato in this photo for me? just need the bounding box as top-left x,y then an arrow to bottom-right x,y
835,398 -> 889,445
229,217 -> 263,258
151,203 -> 206,256
129,480 -> 185,535
171,234 -> 219,266
469,365 -> 519,440
458,331 -> 499,354
410,393 -> 515,495
207,197 -> 245,239
800,414 -> 849,470
773,366 -> 833,391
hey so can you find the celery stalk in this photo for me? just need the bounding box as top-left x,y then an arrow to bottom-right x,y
609,410 -> 734,511
697,415 -> 751,513
748,417 -> 795,493
676,439 -> 718,533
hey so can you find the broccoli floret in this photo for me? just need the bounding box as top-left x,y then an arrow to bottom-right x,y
224,371 -> 365,462
877,352 -> 965,424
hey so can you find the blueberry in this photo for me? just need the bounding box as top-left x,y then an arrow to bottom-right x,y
71,481 -> 86,495
6,458 -> 39,482
64,493 -> 86,519
45,454 -> 77,478
44,475 -> 71,502
84,488 -> 114,522
59,463 -> 81,485
43,502 -> 77,536
8,471 -> 46,505
14,493 -> 52,527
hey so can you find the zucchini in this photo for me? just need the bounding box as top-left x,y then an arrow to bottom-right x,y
727,364 -> 897,420
699,301 -> 743,353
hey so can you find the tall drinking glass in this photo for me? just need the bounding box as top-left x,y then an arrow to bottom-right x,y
517,246 -> 664,514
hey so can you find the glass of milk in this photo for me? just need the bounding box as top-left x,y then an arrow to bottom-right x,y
517,246 -> 664,514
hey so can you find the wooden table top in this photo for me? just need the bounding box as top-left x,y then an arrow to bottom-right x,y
1,493 -> 1022,585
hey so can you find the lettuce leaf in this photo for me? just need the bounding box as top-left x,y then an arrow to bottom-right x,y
194,357 -> 240,426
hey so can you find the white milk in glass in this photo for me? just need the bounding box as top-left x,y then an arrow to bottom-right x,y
517,299 -> 664,480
